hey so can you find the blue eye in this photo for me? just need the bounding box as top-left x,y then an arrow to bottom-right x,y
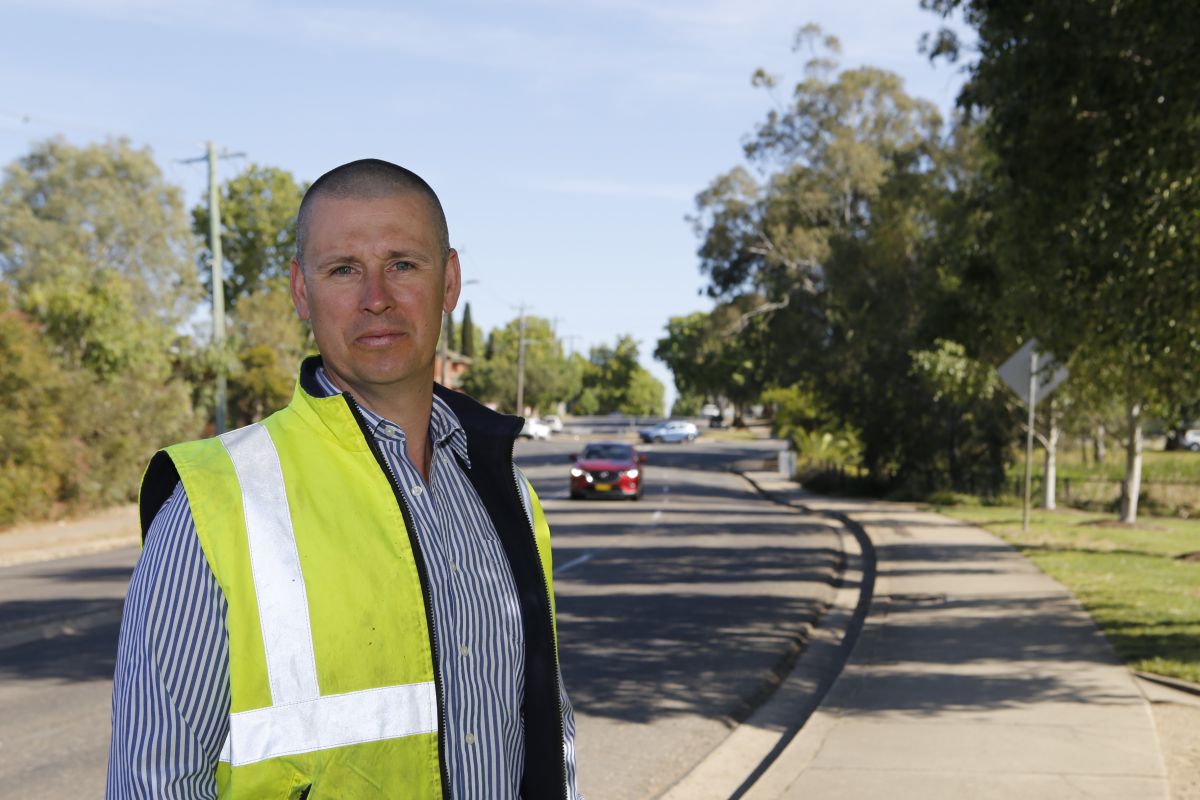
331,265 -> 354,275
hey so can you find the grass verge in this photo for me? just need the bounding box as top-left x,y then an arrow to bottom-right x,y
938,503 -> 1200,684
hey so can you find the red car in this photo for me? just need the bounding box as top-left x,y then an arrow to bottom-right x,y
569,441 -> 646,500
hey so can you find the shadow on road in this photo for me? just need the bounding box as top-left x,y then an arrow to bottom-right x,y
0,617 -> 120,682
545,459 -> 844,731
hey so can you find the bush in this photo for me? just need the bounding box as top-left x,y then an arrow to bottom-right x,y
0,306 -> 74,524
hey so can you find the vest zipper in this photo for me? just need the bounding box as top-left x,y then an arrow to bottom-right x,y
344,395 -> 452,800
512,458 -> 569,800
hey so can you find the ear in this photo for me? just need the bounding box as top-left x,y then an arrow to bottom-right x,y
442,249 -> 462,314
290,258 -> 311,321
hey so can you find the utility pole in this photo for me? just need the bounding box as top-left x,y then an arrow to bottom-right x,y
207,142 -> 228,435
181,142 -> 244,435
515,304 -> 528,415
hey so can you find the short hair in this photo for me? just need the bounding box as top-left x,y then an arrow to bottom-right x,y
294,159 -> 450,267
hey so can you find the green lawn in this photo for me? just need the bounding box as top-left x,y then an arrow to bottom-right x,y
939,504 -> 1200,684
700,427 -> 764,442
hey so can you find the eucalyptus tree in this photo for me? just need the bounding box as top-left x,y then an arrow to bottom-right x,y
191,163 -> 306,310
690,26 -> 1016,490
923,0 -> 1200,520
0,139 -> 202,516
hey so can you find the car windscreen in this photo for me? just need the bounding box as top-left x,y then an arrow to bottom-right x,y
582,444 -> 633,461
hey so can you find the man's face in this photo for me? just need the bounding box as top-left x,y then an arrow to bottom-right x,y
290,192 -> 460,399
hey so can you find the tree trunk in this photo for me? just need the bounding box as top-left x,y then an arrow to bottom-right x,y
1120,400 -> 1143,523
1042,400 -> 1058,510
1094,423 -> 1107,464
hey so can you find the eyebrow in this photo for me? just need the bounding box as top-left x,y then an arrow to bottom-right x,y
316,249 -> 433,268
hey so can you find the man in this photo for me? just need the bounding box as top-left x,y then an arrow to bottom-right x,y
108,159 -> 581,799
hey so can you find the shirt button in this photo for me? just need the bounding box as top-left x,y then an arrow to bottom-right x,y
465,732 -> 476,745
459,644 -> 470,658
411,485 -> 424,497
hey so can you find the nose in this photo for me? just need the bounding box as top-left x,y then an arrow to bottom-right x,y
360,268 -> 393,314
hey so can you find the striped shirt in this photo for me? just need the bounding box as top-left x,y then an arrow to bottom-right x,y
108,370 -> 580,798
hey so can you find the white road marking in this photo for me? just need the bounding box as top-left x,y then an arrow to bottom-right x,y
554,553 -> 594,575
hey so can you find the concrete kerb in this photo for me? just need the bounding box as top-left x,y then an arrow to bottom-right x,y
0,504 -> 139,569
659,472 -> 877,800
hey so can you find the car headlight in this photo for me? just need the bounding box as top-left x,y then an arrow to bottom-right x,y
625,468 -> 639,479
570,468 -> 584,478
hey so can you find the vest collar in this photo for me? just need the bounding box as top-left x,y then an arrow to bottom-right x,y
292,355 -> 525,453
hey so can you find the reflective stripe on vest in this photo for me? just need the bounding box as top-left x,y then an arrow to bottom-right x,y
216,423 -> 438,767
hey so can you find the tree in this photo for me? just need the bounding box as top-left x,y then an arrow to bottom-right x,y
227,279 -> 307,425
442,312 -> 456,355
655,311 -> 722,405
21,267 -> 171,378
655,296 -> 772,422
0,137 -> 199,322
670,390 -> 705,417
924,0 -> 1200,520
0,291 -> 73,525
460,316 -> 579,414
684,26 -> 1020,495
192,164 -> 306,310
693,26 -> 942,308
577,336 -> 664,416
460,302 -> 477,358
0,139 -> 204,521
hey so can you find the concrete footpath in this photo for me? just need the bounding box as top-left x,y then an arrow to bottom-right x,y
666,472 -> 1194,800
0,505 -> 138,568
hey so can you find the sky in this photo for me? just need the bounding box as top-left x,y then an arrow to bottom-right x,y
0,0 -> 973,412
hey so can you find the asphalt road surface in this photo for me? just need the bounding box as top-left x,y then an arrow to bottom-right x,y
0,435 -> 841,799
0,548 -> 134,798
523,437 -> 840,798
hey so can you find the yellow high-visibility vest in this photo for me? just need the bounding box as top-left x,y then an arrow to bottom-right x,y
140,378 -> 562,799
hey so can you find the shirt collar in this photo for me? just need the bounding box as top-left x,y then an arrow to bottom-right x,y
313,366 -> 470,467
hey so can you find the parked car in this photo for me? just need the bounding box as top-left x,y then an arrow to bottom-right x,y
569,442 -> 645,500
542,415 -> 564,433
1184,429 -> 1200,452
639,420 -> 699,444
519,417 -> 552,440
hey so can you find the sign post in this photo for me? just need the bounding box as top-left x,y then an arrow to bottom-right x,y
1022,349 -> 1038,532
998,340 -> 1069,532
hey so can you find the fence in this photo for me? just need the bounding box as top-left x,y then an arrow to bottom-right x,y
1016,476 -> 1200,517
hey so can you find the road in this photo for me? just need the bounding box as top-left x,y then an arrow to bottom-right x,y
524,437 -> 840,798
0,435 -> 841,799
0,548 -> 133,798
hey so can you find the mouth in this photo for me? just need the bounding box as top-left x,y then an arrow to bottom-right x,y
355,330 -> 406,348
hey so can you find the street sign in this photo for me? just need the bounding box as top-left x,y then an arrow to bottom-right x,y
998,339 -> 1069,533
998,339 -> 1068,405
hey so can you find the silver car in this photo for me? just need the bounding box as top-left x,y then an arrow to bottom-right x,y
638,420 -> 699,444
